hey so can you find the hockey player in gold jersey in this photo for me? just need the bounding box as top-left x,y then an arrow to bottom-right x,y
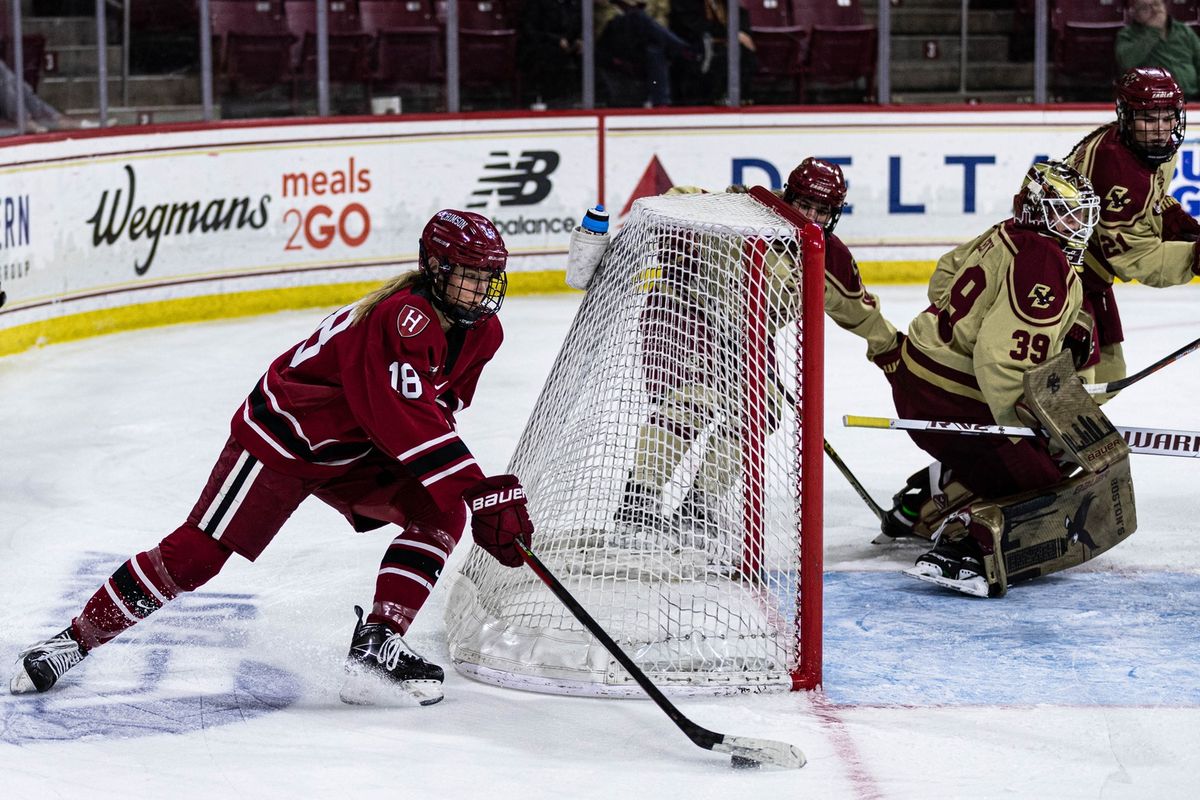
882,161 -> 1129,596
1067,66 -> 1200,393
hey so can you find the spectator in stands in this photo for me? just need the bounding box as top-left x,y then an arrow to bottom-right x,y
596,0 -> 694,107
518,0 -> 583,108
1117,0 -> 1200,96
0,58 -> 67,133
670,0 -> 756,105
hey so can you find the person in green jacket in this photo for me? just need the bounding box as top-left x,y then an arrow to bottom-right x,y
1117,0 -> 1200,96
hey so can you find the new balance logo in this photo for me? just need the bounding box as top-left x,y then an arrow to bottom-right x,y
468,151 -> 560,208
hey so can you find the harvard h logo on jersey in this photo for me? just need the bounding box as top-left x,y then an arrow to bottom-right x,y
396,305 -> 430,338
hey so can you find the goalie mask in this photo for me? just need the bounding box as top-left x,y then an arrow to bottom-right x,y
1116,67 -> 1185,165
1013,161 -> 1100,268
784,158 -> 847,233
420,209 -> 509,328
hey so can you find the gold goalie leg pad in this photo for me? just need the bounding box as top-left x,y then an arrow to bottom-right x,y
912,479 -> 977,540
971,457 -> 1138,595
1020,350 -> 1129,473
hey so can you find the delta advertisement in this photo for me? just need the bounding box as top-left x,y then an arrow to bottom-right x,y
4,107 -> 1199,353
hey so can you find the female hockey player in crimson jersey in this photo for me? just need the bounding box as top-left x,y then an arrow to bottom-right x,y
10,209 -> 534,706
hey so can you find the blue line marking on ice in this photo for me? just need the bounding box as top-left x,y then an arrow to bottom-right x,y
819,570 -> 1200,707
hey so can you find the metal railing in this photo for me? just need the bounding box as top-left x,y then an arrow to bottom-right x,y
0,0 -> 1071,137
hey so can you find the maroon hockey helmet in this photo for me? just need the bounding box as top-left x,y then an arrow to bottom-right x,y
1116,67 -> 1186,165
784,158 -> 848,233
420,209 -> 509,327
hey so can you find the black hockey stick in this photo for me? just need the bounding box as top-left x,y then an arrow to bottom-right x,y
822,439 -> 886,523
1084,333 -> 1200,395
516,540 -> 806,769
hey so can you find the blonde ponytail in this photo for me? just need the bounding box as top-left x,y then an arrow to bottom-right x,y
351,270 -> 424,325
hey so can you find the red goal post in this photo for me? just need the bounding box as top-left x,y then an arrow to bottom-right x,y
446,188 -> 825,694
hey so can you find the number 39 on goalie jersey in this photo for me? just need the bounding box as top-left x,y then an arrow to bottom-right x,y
230,285 -> 502,512
905,219 -> 1083,429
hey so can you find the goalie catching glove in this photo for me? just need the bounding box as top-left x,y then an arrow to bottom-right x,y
464,474 -> 534,567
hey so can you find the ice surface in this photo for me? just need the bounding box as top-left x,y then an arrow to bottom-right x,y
2,285 -> 1198,798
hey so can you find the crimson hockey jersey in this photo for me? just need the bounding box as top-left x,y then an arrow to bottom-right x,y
230,284 -> 502,512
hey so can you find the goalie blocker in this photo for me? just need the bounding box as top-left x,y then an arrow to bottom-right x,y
919,351 -> 1137,597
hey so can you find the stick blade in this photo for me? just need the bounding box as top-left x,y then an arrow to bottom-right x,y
712,735 -> 807,769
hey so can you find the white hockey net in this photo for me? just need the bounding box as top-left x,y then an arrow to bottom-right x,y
445,191 -> 823,696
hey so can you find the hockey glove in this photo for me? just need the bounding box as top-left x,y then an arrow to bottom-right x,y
871,333 -> 906,376
464,475 -> 534,568
1064,311 -> 1097,370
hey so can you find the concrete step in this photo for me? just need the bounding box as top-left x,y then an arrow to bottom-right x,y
21,15 -> 109,47
38,74 -> 201,111
890,88 -> 1038,104
890,33 -> 1011,61
42,44 -> 122,77
65,104 -> 209,126
890,61 -> 1033,91
880,0 -> 1013,7
874,8 -> 1015,35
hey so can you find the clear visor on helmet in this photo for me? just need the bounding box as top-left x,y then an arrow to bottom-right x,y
1042,194 -> 1100,263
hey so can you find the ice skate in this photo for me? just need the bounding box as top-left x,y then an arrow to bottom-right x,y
875,467 -> 933,542
904,536 -> 989,598
610,480 -> 671,551
339,606 -> 444,707
10,627 -> 88,694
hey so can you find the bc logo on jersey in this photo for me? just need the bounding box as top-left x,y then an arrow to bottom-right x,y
396,305 -> 430,338
1027,284 -> 1055,309
1105,186 -> 1131,213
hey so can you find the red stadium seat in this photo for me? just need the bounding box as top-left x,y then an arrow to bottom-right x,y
467,0 -> 514,28
787,0 -> 876,102
285,0 -> 372,98
360,1 -> 445,97
744,0 -> 807,101
1051,2 -> 1125,94
460,28 -> 520,104
793,0 -> 868,27
222,31 -> 299,93
798,23 -> 877,103
129,0 -> 198,35
1051,0 -> 1126,24
432,1 -> 519,105
1165,0 -> 1200,28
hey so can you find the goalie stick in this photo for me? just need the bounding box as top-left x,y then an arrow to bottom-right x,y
516,540 -> 807,769
1083,333 -> 1200,396
843,415 -> 1200,459
823,439 -> 886,523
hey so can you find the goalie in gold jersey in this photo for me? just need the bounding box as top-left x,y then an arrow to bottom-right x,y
883,161 -> 1104,594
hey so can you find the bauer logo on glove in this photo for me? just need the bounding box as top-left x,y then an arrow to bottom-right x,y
463,474 -> 534,567
469,484 -> 526,511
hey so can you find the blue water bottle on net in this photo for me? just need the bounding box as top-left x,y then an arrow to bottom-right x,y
567,204 -> 611,290
580,204 -> 609,235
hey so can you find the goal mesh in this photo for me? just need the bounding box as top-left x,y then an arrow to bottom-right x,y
445,190 -> 823,696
